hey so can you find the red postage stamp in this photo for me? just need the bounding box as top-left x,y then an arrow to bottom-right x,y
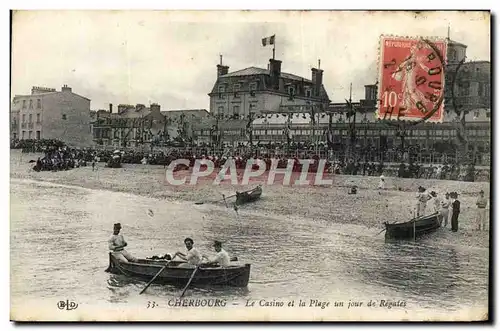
377,36 -> 447,123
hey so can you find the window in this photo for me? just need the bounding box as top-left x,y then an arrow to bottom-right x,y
22,114 -> 26,123
37,99 -> 41,109
62,114 -> 67,120
36,131 -> 40,140
29,100 -> 33,109
305,88 -> 312,98
218,85 -> 225,99
28,114 -> 32,123
22,131 -> 25,139
218,106 -> 224,115
486,111 -> 491,118
233,84 -> 241,98
233,105 -> 240,116
288,86 -> 295,97
28,131 -> 32,139
474,111 -> 480,118
36,113 -> 40,123
250,83 -> 257,96
22,100 -> 26,109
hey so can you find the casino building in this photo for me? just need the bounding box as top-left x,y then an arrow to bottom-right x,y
193,38 -> 490,165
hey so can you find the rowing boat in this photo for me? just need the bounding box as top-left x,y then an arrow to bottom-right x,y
235,185 -> 262,206
105,253 -> 251,287
384,212 -> 441,240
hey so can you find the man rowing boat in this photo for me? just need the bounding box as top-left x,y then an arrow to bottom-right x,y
202,240 -> 230,267
172,237 -> 202,268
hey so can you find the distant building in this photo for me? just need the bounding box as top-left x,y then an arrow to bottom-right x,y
10,85 -> 92,147
208,58 -> 330,118
91,103 -> 210,148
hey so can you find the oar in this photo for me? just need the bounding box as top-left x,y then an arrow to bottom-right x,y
195,194 -> 237,205
180,266 -> 200,298
140,261 -> 171,295
375,221 -> 398,236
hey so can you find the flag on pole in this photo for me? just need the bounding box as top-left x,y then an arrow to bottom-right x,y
262,35 -> 275,47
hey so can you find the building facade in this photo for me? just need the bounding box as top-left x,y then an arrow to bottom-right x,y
91,103 -> 210,149
208,58 -> 331,118
10,85 -> 92,147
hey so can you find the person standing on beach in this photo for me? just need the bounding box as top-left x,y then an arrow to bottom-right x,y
416,186 -> 432,217
440,193 -> 451,228
475,190 -> 488,231
378,175 -> 386,190
450,192 -> 460,232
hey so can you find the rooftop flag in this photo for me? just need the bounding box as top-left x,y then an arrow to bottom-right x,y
262,35 -> 275,47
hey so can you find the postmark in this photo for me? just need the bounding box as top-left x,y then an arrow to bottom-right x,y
377,35 -> 447,124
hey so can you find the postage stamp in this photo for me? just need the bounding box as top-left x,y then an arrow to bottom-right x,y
377,35 -> 447,123
8,10 -> 491,323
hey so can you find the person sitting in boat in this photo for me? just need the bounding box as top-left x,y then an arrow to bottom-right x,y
108,223 -> 138,263
172,237 -> 202,268
201,240 -> 230,267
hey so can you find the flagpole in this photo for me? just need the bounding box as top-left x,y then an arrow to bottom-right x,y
273,39 -> 275,60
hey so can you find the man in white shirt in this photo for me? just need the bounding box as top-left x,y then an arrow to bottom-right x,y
173,237 -> 202,268
108,223 -> 138,263
202,240 -> 230,267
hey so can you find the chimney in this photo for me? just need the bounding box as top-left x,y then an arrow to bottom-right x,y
311,68 -> 323,97
269,59 -> 282,90
117,104 -> 128,114
150,103 -> 161,112
109,103 -> 113,113
31,86 -> 56,95
217,64 -> 229,78
61,84 -> 72,93
135,104 -> 145,112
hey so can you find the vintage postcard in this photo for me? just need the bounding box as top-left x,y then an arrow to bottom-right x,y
9,10 -> 491,322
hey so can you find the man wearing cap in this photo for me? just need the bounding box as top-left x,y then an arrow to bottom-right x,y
108,223 -> 138,262
475,190 -> 488,231
202,241 -> 230,267
172,237 -> 202,268
450,192 -> 460,232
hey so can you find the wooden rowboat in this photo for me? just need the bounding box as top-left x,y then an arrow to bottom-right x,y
105,253 -> 251,287
235,185 -> 262,206
385,212 -> 441,240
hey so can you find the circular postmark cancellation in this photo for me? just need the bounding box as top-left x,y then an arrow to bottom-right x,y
376,36 -> 447,128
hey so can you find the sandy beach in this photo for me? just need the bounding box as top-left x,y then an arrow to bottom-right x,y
10,150 -> 490,248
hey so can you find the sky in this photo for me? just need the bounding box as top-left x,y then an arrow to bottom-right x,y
11,10 -> 490,111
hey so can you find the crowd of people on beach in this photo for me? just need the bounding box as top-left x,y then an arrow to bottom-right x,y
13,138 -> 484,181
31,146 -> 93,172
414,186 -> 489,233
